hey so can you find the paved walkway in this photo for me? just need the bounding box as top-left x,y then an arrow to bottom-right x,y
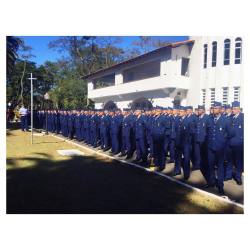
53,134 -> 244,205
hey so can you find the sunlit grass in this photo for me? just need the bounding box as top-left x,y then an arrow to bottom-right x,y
6,128 -> 87,169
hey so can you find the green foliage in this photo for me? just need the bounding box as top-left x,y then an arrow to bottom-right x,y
6,36 -> 23,79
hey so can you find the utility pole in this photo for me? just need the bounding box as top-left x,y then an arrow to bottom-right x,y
28,73 -> 37,144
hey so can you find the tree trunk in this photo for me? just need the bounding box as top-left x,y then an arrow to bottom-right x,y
17,60 -> 27,106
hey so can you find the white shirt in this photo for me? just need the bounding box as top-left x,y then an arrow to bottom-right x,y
233,113 -> 240,119
19,107 -> 28,116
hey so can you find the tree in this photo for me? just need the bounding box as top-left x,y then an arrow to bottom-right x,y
6,36 -> 23,80
96,36 -> 124,67
131,36 -> 172,55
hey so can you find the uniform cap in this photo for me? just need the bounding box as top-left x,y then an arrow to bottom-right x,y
179,106 -> 186,110
223,104 -> 231,109
231,101 -> 240,108
213,101 -> 222,108
198,105 -> 205,110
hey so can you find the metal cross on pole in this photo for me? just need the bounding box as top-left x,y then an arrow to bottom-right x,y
28,73 -> 37,144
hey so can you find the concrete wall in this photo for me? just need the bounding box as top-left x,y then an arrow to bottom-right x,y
189,36 -> 243,109
88,37 -> 243,110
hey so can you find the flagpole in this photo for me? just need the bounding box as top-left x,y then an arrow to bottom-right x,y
31,73 -> 33,144
28,73 -> 37,145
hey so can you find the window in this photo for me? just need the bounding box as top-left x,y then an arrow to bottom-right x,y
235,37 -> 242,64
127,72 -> 134,82
210,88 -> 215,105
181,57 -> 190,76
222,87 -> 228,105
212,41 -> 217,67
202,89 -> 206,105
203,44 -> 208,68
224,39 -> 231,65
93,74 -> 115,89
234,87 -> 240,101
123,60 -> 160,83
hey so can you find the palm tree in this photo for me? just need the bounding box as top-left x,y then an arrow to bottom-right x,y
6,36 -> 23,78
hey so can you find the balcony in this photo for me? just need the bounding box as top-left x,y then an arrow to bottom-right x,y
88,74 -> 190,101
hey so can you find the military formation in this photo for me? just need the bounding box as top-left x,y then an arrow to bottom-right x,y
28,100 -> 243,195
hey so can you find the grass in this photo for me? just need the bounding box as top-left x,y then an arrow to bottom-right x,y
6,124 -> 243,214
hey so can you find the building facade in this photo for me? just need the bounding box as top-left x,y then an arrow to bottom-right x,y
86,36 -> 243,110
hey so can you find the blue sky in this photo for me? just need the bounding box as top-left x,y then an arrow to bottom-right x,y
19,36 -> 189,65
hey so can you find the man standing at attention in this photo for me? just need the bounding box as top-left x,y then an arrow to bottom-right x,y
19,105 -> 28,131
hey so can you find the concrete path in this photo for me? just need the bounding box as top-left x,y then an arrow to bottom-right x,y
53,134 -> 244,205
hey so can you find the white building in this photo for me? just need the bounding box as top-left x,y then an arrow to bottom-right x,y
86,36 -> 243,110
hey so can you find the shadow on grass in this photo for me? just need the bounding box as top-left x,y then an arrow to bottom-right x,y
7,154 -> 243,214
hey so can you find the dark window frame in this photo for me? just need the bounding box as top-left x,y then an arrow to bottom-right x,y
203,44 -> 208,68
212,41 -> 217,67
224,39 -> 231,65
235,37 -> 242,64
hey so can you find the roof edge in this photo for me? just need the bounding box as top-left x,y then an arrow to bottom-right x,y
82,39 -> 194,80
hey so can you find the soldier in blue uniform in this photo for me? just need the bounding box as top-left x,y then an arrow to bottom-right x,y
229,101 -> 244,185
194,105 -> 209,179
74,110 -> 82,141
119,109 -> 130,157
65,110 -> 70,137
145,109 -> 154,159
83,110 -> 91,144
151,106 -> 171,171
185,106 -> 198,170
169,106 -> 179,164
52,110 -> 57,133
125,109 -> 136,159
47,110 -> 53,132
206,101 -> 231,194
224,104 -> 234,180
110,109 -> 123,154
162,107 -> 172,162
79,110 -> 86,141
56,110 -> 61,134
134,109 -> 148,166
60,110 -> 65,136
91,110 -> 101,147
174,106 -> 194,180
67,110 -> 75,139
41,110 -> 46,130
100,109 -> 111,151
173,106 -> 185,176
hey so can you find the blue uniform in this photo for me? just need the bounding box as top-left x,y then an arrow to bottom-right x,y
100,114 -> 111,150
206,115 -> 231,189
224,113 -> 234,180
151,114 -> 171,170
229,113 -> 244,183
79,114 -> 85,141
174,116 -> 193,179
185,113 -> 198,169
110,115 -> 122,154
194,114 -> 209,174
135,114 -> 148,162
121,114 -> 135,156
168,115 -> 177,163
74,114 -> 82,141
48,113 -> 53,132
146,115 -> 154,157
67,114 -> 75,139
163,114 -> 172,157
83,115 -> 91,144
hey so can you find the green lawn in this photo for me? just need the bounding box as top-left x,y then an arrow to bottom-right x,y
6,124 -> 243,214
